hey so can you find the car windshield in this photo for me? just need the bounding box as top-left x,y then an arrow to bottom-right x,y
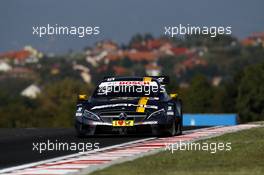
92,80 -> 163,98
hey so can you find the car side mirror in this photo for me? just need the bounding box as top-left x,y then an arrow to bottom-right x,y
170,93 -> 178,99
78,94 -> 88,101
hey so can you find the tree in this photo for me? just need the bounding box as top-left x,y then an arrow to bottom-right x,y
144,33 -> 154,41
129,33 -> 154,47
185,75 -> 213,113
129,34 -> 144,46
211,86 -> 228,113
236,62 -> 264,122
36,78 -> 93,127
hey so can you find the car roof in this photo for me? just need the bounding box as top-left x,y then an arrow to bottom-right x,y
102,76 -> 159,82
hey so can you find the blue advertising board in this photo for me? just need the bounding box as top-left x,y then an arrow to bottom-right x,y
183,114 -> 238,126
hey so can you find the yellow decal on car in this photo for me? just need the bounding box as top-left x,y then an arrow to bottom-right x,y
143,77 -> 152,82
136,97 -> 149,113
136,77 -> 152,113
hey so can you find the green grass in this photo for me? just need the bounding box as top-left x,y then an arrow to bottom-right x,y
90,126 -> 264,175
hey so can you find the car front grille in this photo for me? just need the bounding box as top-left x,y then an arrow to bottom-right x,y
99,111 -> 147,123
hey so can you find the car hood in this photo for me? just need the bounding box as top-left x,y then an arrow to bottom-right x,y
86,98 -> 164,114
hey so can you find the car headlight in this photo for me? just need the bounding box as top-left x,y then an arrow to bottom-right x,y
147,109 -> 165,120
83,110 -> 100,121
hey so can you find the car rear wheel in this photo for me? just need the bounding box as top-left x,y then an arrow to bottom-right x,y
175,100 -> 183,135
161,120 -> 176,137
170,121 -> 176,136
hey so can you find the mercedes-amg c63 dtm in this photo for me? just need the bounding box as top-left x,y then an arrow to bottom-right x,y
74,76 -> 182,137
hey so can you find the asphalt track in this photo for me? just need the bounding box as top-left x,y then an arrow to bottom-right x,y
0,128 -> 151,169
0,127 -> 200,170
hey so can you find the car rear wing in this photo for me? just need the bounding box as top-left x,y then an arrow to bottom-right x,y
150,76 -> 170,85
103,76 -> 170,85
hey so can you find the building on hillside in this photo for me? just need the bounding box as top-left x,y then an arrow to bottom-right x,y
73,63 -> 91,83
86,51 -> 108,67
241,32 -> 264,47
146,39 -> 169,50
159,43 -> 174,56
21,84 -> 41,99
124,51 -> 158,62
113,66 -> 128,75
145,62 -> 161,76
0,50 -> 30,65
0,46 -> 43,65
50,64 -> 60,75
182,57 -> 207,69
212,76 -> 222,87
105,50 -> 123,62
170,47 -> 189,56
80,72 -> 91,83
24,45 -> 43,63
95,40 -> 119,52
8,67 -> 35,79
131,39 -> 171,51
0,61 -> 12,72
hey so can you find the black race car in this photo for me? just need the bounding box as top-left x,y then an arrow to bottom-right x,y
74,76 -> 182,137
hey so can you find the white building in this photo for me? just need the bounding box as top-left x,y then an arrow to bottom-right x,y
80,72 -> 91,83
0,62 -> 12,72
73,63 -> 91,83
21,84 -> 41,99
212,76 -> 222,87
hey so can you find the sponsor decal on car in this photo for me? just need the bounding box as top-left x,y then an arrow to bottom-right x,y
136,97 -> 149,113
112,120 -> 134,127
91,103 -> 158,110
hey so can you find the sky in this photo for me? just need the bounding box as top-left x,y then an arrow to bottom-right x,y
0,0 -> 264,53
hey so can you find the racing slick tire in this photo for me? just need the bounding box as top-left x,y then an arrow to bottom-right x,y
164,100 -> 183,136
75,122 -> 95,138
164,119 -> 182,137
167,120 -> 176,136
175,119 -> 182,135
151,121 -> 176,137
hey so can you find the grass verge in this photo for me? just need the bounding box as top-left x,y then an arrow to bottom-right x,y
90,126 -> 264,175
